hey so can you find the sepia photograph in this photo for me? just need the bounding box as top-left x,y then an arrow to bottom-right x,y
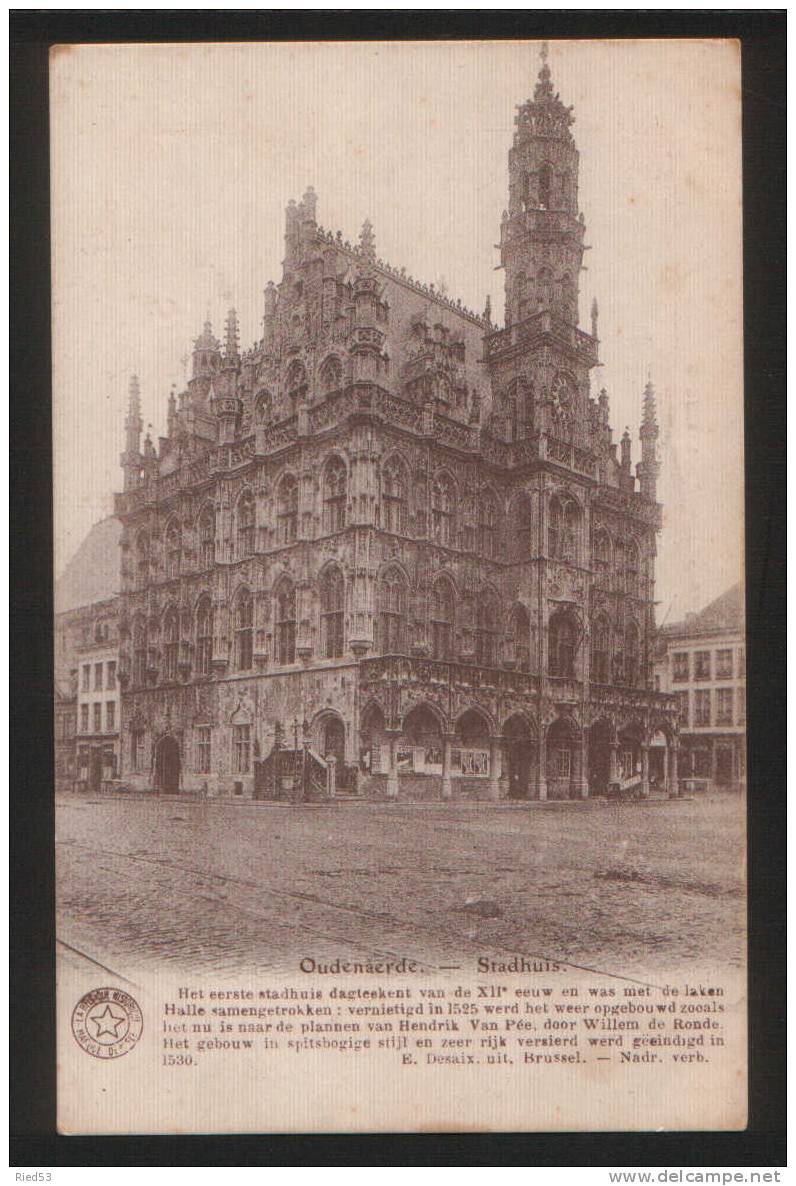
46,35 -> 753,1135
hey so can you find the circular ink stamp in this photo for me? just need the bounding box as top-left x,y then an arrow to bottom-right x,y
72,987 -> 143,1059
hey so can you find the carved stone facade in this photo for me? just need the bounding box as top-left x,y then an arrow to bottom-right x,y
115,49 -> 677,801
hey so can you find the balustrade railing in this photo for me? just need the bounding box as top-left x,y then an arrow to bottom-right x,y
255,417 -> 298,454
484,310 -> 599,366
359,654 -> 539,696
254,745 -> 330,801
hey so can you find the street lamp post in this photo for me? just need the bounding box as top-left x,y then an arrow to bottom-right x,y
292,716 -> 299,802
302,716 -> 309,799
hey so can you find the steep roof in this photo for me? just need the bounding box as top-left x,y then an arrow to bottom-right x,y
55,516 -> 122,613
660,582 -> 744,640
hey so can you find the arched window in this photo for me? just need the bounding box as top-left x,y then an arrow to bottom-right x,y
593,529 -> 611,582
382,456 -> 407,534
275,580 -> 296,665
196,596 -> 213,677
133,616 -> 147,686
285,361 -> 307,411
236,490 -> 255,558
475,591 -> 499,666
624,622 -> 640,687
506,397 -> 518,441
320,566 -> 345,659
136,532 -> 150,586
514,272 -> 528,321
431,474 -> 456,546
378,567 -> 406,654
319,355 -> 343,395
513,603 -> 531,671
180,608 -> 192,671
234,588 -> 253,671
560,274 -> 575,323
323,456 -> 347,533
255,390 -> 273,424
163,607 -> 179,682
320,716 -> 346,765
198,505 -> 215,569
548,496 -> 580,563
536,266 -> 552,310
508,494 -> 533,561
591,615 -> 610,684
538,163 -> 552,209
625,539 -> 640,597
548,497 -> 562,558
549,609 -> 577,677
431,577 -> 455,660
165,521 -> 181,579
477,491 -> 497,558
277,474 -> 298,543
612,540 -> 625,594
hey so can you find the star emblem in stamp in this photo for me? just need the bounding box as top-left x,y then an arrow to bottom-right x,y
71,987 -> 143,1059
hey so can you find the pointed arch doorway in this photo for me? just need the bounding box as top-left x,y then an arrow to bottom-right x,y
504,714 -> 537,800
154,735 -> 181,793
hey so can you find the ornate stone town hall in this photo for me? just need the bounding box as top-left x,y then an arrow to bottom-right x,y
115,49 -> 679,801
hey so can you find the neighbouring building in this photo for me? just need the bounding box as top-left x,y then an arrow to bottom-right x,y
655,583 -> 746,792
54,679 -> 77,792
55,516 -> 122,791
114,46 -> 678,801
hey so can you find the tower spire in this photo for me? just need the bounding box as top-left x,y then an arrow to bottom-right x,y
535,40 -> 554,100
500,40 -> 582,331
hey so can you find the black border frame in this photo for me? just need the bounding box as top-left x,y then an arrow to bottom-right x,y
10,9 -> 786,1167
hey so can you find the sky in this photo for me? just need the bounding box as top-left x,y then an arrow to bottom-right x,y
51,39 -> 743,622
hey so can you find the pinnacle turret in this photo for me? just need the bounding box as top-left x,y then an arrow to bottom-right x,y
192,314 -> 221,380
299,185 -> 317,222
483,294 -> 492,328
641,378 -> 658,429
359,217 -> 376,260
120,374 -> 144,491
194,315 -> 220,352
127,373 -> 141,417
638,377 -> 661,501
224,307 -> 240,362
167,384 -> 177,436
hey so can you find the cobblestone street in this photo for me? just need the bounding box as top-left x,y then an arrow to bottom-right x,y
56,793 -> 745,983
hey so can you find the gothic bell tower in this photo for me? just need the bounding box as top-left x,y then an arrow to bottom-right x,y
500,43 -> 585,330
